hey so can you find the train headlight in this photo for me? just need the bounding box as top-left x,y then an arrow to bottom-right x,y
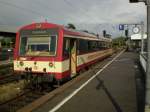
49,62 -> 54,67
25,67 -> 28,71
19,61 -> 24,66
43,68 -> 46,72
34,61 -> 37,65
29,67 -> 32,72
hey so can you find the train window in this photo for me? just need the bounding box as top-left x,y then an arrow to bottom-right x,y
103,42 -> 107,49
19,35 -> 57,56
95,41 -> 99,50
78,39 -> 88,54
98,41 -> 103,49
88,41 -> 97,51
102,42 -> 105,49
94,41 -> 99,50
88,41 -> 92,51
20,37 -> 27,55
63,38 -> 70,58
50,36 -> 57,55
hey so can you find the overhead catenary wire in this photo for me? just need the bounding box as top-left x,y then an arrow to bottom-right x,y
0,0 -> 97,23
35,0 -> 101,33
0,1 -> 42,16
63,0 -> 99,24
0,0 -> 112,35
34,0 -> 80,22
0,1 -> 60,22
63,0 -> 112,35
62,0 -> 105,34
0,0 -> 88,26
77,0 -> 118,35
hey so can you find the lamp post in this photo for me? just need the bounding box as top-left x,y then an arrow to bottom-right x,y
141,21 -> 144,53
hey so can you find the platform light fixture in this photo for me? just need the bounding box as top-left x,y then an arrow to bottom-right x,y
129,0 -> 139,2
129,0 -> 146,3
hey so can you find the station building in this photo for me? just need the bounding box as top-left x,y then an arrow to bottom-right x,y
0,26 -> 17,48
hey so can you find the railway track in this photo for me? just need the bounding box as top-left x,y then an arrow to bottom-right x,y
0,85 -> 54,112
0,67 -> 13,76
0,62 -> 53,112
0,74 -> 21,85
0,63 -> 20,85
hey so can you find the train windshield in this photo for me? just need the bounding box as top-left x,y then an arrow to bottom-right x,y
20,35 -> 57,56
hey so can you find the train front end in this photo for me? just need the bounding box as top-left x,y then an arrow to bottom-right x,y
13,23 -> 64,83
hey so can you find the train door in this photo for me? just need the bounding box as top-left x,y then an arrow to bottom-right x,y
70,39 -> 77,77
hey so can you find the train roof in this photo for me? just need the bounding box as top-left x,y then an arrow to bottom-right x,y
63,28 -> 112,42
19,22 -> 112,42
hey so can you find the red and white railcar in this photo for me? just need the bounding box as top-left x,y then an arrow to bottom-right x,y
13,22 -> 113,84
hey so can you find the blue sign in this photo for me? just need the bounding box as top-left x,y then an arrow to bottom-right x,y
119,24 -> 124,30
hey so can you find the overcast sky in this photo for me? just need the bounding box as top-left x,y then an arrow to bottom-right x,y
0,0 -> 147,37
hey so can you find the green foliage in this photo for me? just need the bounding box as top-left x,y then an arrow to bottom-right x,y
0,38 -> 13,48
67,23 -> 76,29
83,30 -> 89,33
112,36 -> 126,47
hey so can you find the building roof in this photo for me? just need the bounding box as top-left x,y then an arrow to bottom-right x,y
0,25 -> 17,33
131,33 -> 147,40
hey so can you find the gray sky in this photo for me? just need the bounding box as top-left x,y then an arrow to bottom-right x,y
0,0 -> 147,37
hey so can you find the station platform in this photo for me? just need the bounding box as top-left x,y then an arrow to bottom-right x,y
34,51 -> 141,112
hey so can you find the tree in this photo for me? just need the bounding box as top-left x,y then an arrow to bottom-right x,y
112,37 -> 126,47
67,23 -> 76,29
82,30 -> 89,33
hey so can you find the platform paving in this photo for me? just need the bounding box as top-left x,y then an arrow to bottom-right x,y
34,52 -> 138,112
